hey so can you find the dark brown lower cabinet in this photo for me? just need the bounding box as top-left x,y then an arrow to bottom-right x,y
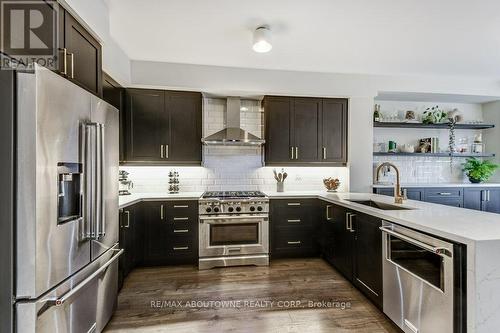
142,201 -> 198,266
319,202 -> 383,309
119,204 -> 142,289
119,200 -> 198,284
352,212 -> 383,308
270,199 -> 319,258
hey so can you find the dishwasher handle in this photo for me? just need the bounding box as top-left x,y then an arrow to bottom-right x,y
379,226 -> 452,258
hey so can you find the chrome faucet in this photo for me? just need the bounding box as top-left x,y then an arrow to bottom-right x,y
376,162 -> 406,204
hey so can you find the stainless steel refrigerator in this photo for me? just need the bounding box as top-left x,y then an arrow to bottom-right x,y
11,65 -> 122,332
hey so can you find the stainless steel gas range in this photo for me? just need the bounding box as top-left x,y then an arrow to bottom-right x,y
198,191 -> 269,270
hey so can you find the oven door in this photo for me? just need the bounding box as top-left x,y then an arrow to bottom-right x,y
199,215 -> 269,257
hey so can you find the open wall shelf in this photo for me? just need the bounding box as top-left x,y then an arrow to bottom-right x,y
374,122 -> 495,130
373,152 -> 495,158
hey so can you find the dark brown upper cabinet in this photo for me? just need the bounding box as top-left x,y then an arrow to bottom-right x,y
0,3 -> 102,96
123,89 -> 202,165
264,96 -> 348,165
102,72 -> 124,160
320,98 -> 348,163
263,96 -> 292,163
63,10 -> 102,96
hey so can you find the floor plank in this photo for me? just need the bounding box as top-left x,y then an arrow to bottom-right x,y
105,258 -> 400,333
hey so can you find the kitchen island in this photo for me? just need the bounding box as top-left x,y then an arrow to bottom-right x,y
119,191 -> 500,332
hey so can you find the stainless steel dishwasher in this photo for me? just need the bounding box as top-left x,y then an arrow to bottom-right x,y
380,221 -> 461,333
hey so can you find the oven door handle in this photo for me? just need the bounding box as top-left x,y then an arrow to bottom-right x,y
379,226 -> 452,258
200,215 -> 268,223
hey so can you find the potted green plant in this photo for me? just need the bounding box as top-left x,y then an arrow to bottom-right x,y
462,158 -> 499,183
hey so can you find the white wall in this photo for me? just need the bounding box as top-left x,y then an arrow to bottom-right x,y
61,0 -> 131,85
129,61 -> 500,192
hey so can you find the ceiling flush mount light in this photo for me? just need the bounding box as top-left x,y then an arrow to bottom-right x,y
253,26 -> 272,53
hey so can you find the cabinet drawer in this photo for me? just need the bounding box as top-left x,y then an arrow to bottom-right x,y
168,220 -> 196,235
425,188 -> 462,198
271,199 -> 317,227
273,228 -> 315,252
425,196 -> 463,207
166,200 -> 197,214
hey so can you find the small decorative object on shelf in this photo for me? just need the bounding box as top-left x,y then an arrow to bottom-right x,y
323,178 -> 341,192
447,109 -> 463,166
373,104 -> 381,122
472,133 -> 484,154
405,110 -> 416,121
273,168 -> 287,192
168,169 -> 180,193
400,144 -> 415,153
422,106 -> 447,124
462,158 -> 499,183
388,140 -> 397,153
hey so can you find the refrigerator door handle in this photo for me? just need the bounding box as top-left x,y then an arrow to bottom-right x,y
98,123 -> 106,239
43,248 -> 123,311
83,123 -> 94,240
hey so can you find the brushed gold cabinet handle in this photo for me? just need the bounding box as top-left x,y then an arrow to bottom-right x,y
165,144 -> 169,159
295,147 -> 298,159
323,147 -> 327,160
173,229 -> 189,233
290,146 -> 294,160
160,145 -> 164,158
287,219 -> 301,223
160,204 -> 164,220
173,246 -> 189,251
326,205 -> 332,220
287,241 -> 301,245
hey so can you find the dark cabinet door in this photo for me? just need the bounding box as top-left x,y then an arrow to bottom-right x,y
64,11 -> 102,96
464,188 -> 483,211
466,188 -> 500,213
264,96 -> 293,163
320,99 -> 348,163
331,205 -> 353,280
124,89 -> 166,162
292,98 -> 320,162
143,202 -> 169,264
484,189 -> 500,214
166,91 -> 202,163
352,212 -> 383,309
102,73 -> 124,161
119,204 -> 140,286
404,188 -> 424,201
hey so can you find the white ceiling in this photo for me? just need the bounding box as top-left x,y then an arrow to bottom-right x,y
106,0 -> 500,78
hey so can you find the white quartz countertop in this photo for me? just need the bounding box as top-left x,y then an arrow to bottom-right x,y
264,191 -> 500,245
119,192 -> 204,208
372,182 -> 500,188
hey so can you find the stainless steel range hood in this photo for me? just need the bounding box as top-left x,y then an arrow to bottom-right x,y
202,97 -> 265,146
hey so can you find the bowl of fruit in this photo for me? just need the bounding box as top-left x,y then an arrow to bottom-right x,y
323,178 -> 340,192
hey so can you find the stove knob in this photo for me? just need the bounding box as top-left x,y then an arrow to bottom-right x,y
257,206 -> 263,212
235,206 -> 242,212
249,206 -> 256,212
228,207 -> 234,212
213,207 -> 220,213
206,207 -> 212,213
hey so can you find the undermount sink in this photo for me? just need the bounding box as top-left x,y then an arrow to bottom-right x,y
346,200 -> 416,211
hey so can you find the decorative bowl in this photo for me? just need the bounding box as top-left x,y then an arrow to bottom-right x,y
323,178 -> 340,192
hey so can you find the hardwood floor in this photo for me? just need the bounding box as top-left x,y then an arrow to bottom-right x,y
105,258 -> 400,333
